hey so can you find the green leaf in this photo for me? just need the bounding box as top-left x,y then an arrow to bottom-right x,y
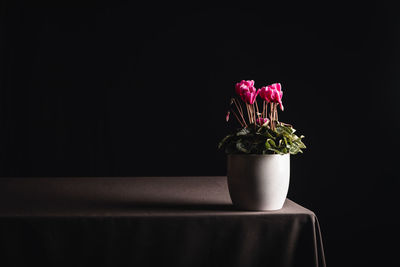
218,134 -> 233,149
297,140 -> 306,149
236,140 -> 250,153
277,124 -> 292,135
289,143 -> 302,154
220,122 -> 306,155
236,128 -> 250,136
267,138 -> 276,147
292,135 -> 306,149
257,125 -> 268,134
278,139 -> 283,147
283,136 -> 289,148
268,147 -> 285,154
279,122 -> 296,133
265,140 -> 271,149
275,126 -> 284,135
265,129 -> 275,139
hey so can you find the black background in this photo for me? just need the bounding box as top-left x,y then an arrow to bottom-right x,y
1,1 -> 399,266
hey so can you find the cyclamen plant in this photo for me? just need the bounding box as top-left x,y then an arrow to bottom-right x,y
218,80 -> 306,155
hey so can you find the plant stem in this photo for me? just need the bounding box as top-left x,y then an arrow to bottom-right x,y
255,101 -> 260,121
237,98 -> 244,116
230,109 -> 245,127
255,103 -> 260,123
269,102 -> 272,129
272,103 -> 274,122
246,103 -> 252,125
250,104 -> 254,124
251,104 -> 255,124
252,105 -> 255,124
262,101 -> 265,118
270,102 -> 274,130
233,98 -> 243,118
252,104 -> 255,124
251,104 -> 254,124
232,98 -> 247,127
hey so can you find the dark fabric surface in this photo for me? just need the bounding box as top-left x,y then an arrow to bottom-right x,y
0,177 -> 325,267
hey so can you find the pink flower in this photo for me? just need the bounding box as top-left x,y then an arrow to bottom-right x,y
259,86 -> 272,102
235,80 -> 255,95
259,83 -> 284,111
256,117 -> 269,126
235,80 -> 257,103
243,89 -> 260,105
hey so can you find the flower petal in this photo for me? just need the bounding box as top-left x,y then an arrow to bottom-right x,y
270,83 -> 282,92
266,87 -> 273,102
259,86 -> 267,100
279,101 -> 284,111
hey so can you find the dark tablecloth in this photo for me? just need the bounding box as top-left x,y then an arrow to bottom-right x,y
0,177 -> 325,267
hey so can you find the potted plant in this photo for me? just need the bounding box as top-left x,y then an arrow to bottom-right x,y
218,80 -> 306,211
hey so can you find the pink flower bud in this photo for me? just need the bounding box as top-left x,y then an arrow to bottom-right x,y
256,117 -> 269,126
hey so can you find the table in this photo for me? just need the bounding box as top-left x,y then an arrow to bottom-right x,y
0,177 -> 326,267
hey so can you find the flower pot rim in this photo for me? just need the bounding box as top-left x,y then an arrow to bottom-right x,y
227,153 -> 289,157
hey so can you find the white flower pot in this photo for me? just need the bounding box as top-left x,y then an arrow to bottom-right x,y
227,154 -> 290,211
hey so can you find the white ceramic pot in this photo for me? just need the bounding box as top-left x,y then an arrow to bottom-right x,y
227,154 -> 290,211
